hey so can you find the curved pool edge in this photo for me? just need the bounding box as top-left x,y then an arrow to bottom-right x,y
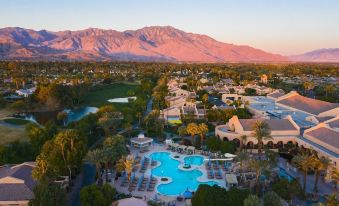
148,151 -> 224,196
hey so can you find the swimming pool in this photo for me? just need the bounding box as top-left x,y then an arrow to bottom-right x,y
150,152 -> 219,196
184,156 -> 204,166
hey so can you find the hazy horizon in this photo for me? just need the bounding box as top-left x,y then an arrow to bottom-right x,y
1,0 -> 339,55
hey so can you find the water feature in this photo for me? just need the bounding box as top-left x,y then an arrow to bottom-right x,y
16,106 -> 98,125
107,96 -> 136,103
150,152 -> 219,196
64,107 -> 98,123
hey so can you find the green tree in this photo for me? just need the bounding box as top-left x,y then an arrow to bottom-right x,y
192,185 -> 227,206
177,125 -> 187,142
244,195 -> 260,206
98,105 -> 121,136
56,111 -> 68,126
226,188 -> 250,206
263,191 -> 282,206
80,184 -> 115,206
54,129 -> 86,183
29,181 -> 67,206
272,179 -> 302,201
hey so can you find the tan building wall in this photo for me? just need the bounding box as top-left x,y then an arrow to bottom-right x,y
216,116 -> 299,145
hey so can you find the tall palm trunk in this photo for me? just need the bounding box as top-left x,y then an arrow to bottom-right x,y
105,162 -> 109,182
313,170 -> 320,193
255,172 -> 260,195
303,170 -> 307,194
95,163 -> 100,180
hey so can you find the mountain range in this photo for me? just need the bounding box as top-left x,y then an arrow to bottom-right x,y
0,26 -> 338,63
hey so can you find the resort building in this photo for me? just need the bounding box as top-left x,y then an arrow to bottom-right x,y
165,96 -> 186,107
15,87 -> 36,97
267,89 -> 285,100
181,104 -> 206,119
167,79 -> 179,90
168,88 -> 196,99
275,91 -> 339,118
215,115 -> 300,148
222,94 -> 243,105
130,134 -> 153,151
296,118 -> 339,169
246,84 -> 273,95
246,91 -> 339,129
0,162 -> 37,206
162,107 -> 181,122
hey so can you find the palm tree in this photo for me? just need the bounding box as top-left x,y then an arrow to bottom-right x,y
177,126 -> 187,142
116,155 -> 135,181
202,93 -> 209,111
292,153 -> 312,194
240,135 -> 247,151
324,84 -> 335,97
197,123 -> 208,144
252,120 -> 272,155
236,151 -> 249,173
85,149 -> 103,180
325,194 -> 339,206
186,123 -> 199,144
249,159 -> 270,195
124,155 -> 134,181
326,166 -> 339,193
101,147 -> 113,183
309,156 -> 330,193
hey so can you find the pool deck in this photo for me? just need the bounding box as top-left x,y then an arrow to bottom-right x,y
112,144 -> 226,204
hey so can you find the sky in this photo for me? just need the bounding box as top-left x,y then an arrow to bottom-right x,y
1,0 -> 339,55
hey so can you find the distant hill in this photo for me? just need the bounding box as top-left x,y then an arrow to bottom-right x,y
0,26 -> 287,62
289,48 -> 339,63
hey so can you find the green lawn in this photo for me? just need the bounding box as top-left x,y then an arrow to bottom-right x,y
3,118 -> 31,125
82,83 -> 139,108
0,125 -> 27,145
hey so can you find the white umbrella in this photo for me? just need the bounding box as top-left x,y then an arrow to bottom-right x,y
224,153 -> 237,158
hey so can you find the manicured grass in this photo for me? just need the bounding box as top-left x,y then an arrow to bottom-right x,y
0,109 -> 13,119
82,83 -> 139,108
3,118 -> 31,125
0,125 -> 27,145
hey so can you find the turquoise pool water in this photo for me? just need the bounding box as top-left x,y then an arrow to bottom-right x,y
184,156 -> 204,166
167,116 -> 180,121
150,152 -> 219,196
